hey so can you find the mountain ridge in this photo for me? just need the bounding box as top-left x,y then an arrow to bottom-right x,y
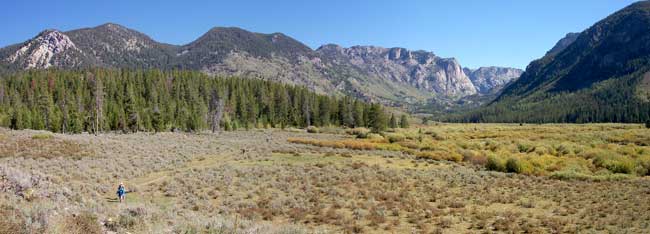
0,23 -> 522,106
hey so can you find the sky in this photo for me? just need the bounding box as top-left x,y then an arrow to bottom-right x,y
0,0 -> 639,69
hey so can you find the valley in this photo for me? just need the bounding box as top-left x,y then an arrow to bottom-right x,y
2,124 -> 650,233
1,1 -> 650,234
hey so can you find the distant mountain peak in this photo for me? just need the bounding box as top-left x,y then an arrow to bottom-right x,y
97,22 -> 127,30
464,66 -> 523,94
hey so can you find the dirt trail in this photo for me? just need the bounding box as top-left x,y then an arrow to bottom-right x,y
105,151 -> 236,203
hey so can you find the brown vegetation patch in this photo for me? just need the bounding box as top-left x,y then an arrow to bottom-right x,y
0,133 -> 93,159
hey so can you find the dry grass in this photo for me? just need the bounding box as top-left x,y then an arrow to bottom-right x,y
0,131 -> 93,159
1,125 -> 649,233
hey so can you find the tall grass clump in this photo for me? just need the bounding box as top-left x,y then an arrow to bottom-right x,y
593,154 -> 636,174
486,154 -> 507,172
32,133 -> 53,140
346,128 -> 371,138
505,157 -> 533,174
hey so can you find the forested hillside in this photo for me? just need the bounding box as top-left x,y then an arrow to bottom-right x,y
445,1 -> 650,123
0,69 -> 388,133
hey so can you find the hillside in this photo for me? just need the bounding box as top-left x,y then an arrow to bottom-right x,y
449,1 -> 650,123
0,24 -> 520,106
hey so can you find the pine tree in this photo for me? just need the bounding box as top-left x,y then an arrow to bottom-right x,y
389,114 -> 398,129
399,114 -> 409,128
37,94 -> 53,130
152,105 -> 164,132
368,104 -> 387,133
318,97 -> 330,126
209,90 -> 225,133
353,101 -> 365,127
92,73 -> 104,134
125,87 -> 139,132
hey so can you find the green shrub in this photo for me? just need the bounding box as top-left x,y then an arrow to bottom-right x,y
347,128 -> 371,138
608,160 -> 635,174
636,156 -> 650,176
593,155 -> 636,174
366,133 -> 385,142
551,169 -> 632,181
505,158 -> 518,173
415,151 -> 462,162
318,126 -> 345,134
486,155 -> 506,172
306,126 -> 319,133
31,133 -> 53,140
385,133 -> 406,143
286,127 -> 304,133
555,144 -> 571,156
505,157 -> 532,174
517,143 -> 535,153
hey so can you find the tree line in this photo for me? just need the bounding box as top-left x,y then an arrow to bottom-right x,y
443,73 -> 650,123
0,69 -> 391,133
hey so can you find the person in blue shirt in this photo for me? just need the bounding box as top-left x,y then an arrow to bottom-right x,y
117,182 -> 126,203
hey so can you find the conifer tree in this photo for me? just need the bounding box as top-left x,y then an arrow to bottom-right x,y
368,103 -> 387,133
399,114 -> 409,128
389,114 -> 398,129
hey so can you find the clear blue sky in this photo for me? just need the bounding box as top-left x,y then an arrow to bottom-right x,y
0,0 -> 639,69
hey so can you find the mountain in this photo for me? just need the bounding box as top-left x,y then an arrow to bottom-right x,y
172,27 -> 337,93
65,23 -> 177,68
315,45 -> 482,103
464,66 -> 523,94
0,23 -> 520,106
451,1 -> 650,123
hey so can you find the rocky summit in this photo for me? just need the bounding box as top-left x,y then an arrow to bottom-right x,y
2,30 -> 83,69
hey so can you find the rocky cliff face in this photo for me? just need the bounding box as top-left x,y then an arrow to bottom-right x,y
2,30 -> 86,69
0,23 -> 519,106
316,45 -> 477,97
464,67 -> 523,94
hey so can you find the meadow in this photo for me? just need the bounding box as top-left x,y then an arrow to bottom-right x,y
294,123 -> 650,180
1,123 -> 649,233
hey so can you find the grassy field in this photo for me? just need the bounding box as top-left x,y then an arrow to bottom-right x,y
294,123 -> 650,180
1,124 -> 650,233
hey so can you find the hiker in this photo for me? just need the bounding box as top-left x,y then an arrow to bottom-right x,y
117,182 -> 126,203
